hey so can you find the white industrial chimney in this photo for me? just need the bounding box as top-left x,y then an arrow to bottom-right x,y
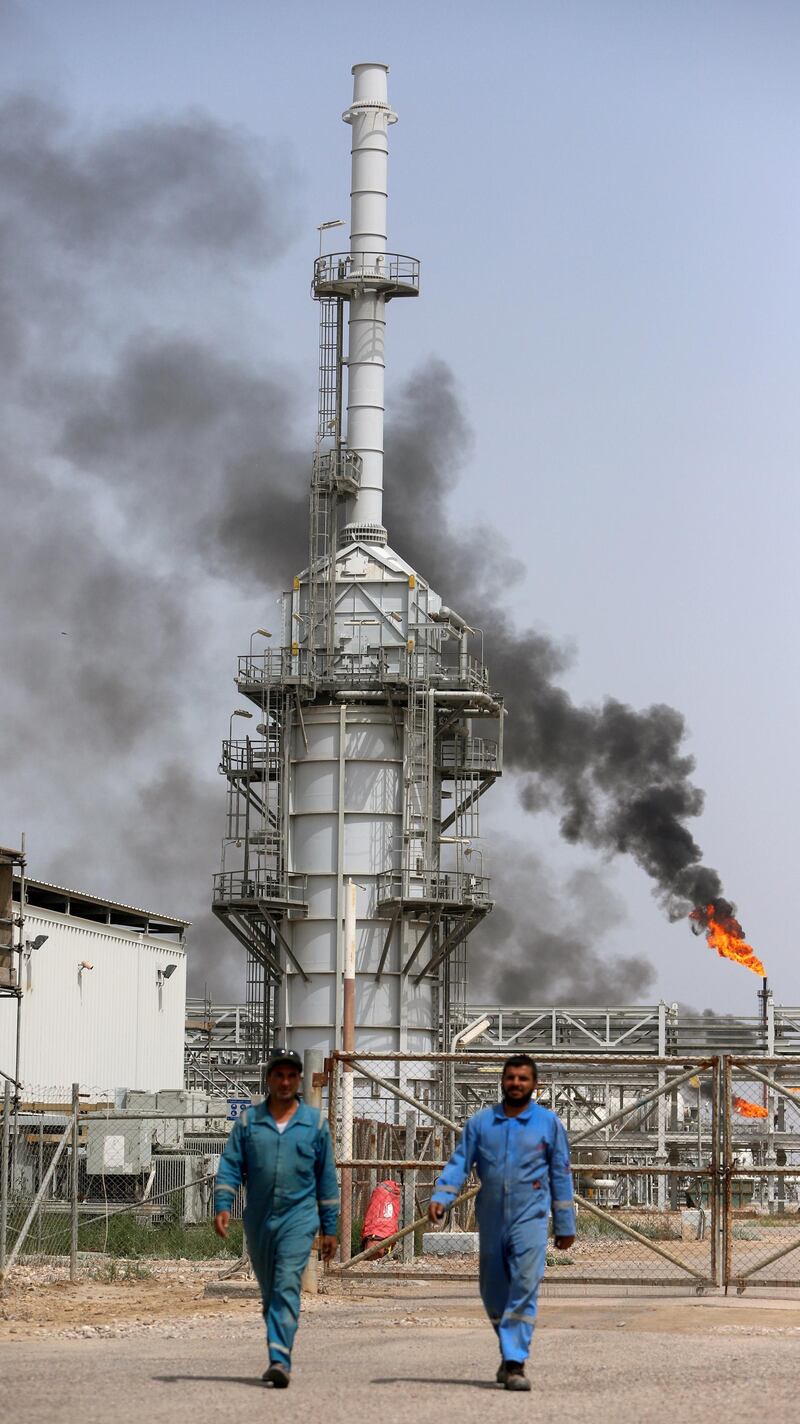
341,61 -> 395,543
214,63 -> 504,1068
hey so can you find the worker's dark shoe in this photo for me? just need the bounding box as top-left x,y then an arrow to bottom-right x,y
504,1362 -> 531,1392
496,1362 -> 508,1385
262,1363 -> 290,1388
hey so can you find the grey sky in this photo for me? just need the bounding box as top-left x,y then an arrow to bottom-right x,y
1,1 -> 797,1013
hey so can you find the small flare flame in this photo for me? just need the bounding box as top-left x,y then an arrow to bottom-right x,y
732,1096 -> 769,1119
689,901 -> 765,977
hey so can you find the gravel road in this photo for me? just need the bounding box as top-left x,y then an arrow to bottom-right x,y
5,1286 -> 800,1424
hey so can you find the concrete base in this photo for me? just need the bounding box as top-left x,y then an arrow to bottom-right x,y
422,1232 -> 479,1257
680,1208 -> 707,1240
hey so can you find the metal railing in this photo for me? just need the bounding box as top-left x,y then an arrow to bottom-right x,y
236,645 -> 491,694
447,1003 -> 800,1057
376,869 -> 491,907
312,446 -> 361,495
212,872 -> 307,909
313,250 -> 420,296
438,736 -> 499,773
220,740 -> 279,776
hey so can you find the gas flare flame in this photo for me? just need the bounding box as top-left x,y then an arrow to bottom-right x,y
689,901 -> 765,977
732,1096 -> 768,1119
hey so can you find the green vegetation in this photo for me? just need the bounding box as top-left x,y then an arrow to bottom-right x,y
9,1198 -> 244,1261
89,1259 -> 153,1283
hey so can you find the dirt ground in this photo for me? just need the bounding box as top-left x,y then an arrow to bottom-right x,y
0,1262 -> 257,1340
4,1260 -> 800,1342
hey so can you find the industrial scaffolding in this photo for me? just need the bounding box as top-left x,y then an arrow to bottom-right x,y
212,64 -> 503,1060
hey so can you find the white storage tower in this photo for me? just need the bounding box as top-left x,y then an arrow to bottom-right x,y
213,64 -> 504,1061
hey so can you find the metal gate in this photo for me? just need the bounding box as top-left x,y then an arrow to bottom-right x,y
724,1056 -> 800,1291
329,1051 -> 722,1287
327,1051 -> 800,1290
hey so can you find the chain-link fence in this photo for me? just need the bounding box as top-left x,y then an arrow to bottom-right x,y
328,1051 -> 721,1285
6,1055 -> 800,1292
725,1057 -> 800,1290
0,1082 -> 246,1284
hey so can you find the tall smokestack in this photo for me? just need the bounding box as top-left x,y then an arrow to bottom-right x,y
342,62 -> 396,545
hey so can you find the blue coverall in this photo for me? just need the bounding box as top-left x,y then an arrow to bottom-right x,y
214,1100 -> 339,1373
431,1101 -> 576,1364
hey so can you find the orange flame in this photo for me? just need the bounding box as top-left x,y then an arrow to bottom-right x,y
690,903 -> 765,977
733,1096 -> 769,1119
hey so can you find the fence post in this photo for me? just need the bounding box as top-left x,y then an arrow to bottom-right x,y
0,1080 -> 10,1274
402,1111 -> 416,1263
301,1049 -> 324,1295
70,1082 -> 79,1282
37,1117 -> 44,1254
339,881 -> 356,1263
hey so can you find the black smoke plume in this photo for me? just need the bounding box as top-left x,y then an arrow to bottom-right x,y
468,840 -> 655,1004
1,89 -> 724,1003
0,92 -> 302,995
383,363 -> 728,930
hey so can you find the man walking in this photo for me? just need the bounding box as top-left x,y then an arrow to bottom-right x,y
429,1054 -> 575,1391
214,1048 -> 339,1388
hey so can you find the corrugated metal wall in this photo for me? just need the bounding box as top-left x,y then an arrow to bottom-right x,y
0,908 -> 186,1097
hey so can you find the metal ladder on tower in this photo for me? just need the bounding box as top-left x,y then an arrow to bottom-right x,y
317,297 -> 341,441
307,297 -> 344,677
403,673 -> 435,899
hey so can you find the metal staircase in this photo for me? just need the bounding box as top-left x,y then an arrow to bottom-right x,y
212,684 -> 308,1059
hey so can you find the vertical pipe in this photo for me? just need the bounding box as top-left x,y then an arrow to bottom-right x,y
339,879 -> 357,1261
343,878 -> 357,1051
710,1057 -> 719,1286
301,1048 -> 325,1294
722,1056 -> 732,1290
367,1123 -> 378,1201
669,1087 -> 679,1209
0,1079 -> 10,1274
70,1082 -> 79,1283
11,840 -> 24,1187
657,1003 -> 667,1210
334,705 -> 346,1049
328,1051 -> 339,1151
402,1110 -> 416,1263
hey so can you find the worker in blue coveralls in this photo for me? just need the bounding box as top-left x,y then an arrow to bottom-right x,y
213,1048 -> 339,1389
429,1053 -> 576,1392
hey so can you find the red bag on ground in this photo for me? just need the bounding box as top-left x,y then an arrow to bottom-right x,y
361,1179 -> 401,1251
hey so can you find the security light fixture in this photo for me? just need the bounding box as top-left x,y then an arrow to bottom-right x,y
452,1015 -> 492,1050
23,934 -> 49,960
156,964 -> 178,987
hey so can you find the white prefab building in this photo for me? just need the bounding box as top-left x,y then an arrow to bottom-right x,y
0,877 -> 189,1101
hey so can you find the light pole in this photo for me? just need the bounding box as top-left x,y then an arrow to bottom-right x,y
249,627 -> 272,658
229,708 -> 253,743
447,1014 -> 493,1120
317,218 -> 345,258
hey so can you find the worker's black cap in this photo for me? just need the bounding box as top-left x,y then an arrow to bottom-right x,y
265,1047 -> 303,1074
